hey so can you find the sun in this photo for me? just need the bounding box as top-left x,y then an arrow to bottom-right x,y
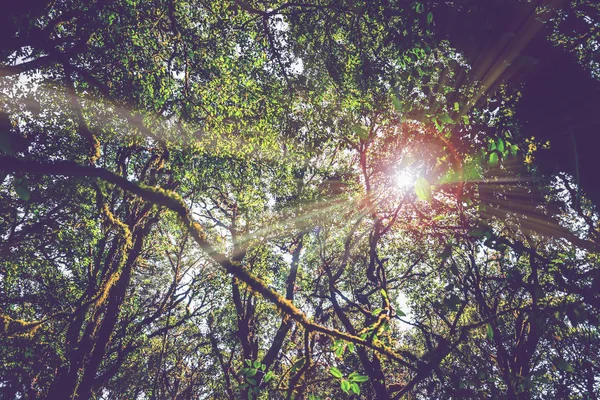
395,169 -> 417,190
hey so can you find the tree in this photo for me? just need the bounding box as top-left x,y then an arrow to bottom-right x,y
1,0 -> 599,399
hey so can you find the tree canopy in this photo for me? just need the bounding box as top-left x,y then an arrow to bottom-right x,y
1,0 -> 599,399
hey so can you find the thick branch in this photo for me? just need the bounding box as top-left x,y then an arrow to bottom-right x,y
0,156 -> 409,362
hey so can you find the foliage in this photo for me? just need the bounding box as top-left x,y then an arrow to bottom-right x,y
1,0 -> 599,399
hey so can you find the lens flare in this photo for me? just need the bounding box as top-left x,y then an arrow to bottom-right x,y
395,169 -> 417,190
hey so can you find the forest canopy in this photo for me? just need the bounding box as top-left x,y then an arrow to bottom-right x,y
1,0 -> 599,399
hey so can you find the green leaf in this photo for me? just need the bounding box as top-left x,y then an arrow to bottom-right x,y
352,125 -> 369,139
246,377 -> 257,385
486,323 -> 494,340
553,357 -> 573,372
380,288 -> 388,299
462,115 -> 470,125
350,382 -> 361,395
331,339 -> 342,353
349,374 -> 369,383
246,368 -> 257,377
330,367 -> 343,379
397,309 -> 406,317
291,358 -> 305,372
415,177 -> 431,201
263,371 -> 274,383
253,361 -> 261,369
392,96 -> 403,112
497,138 -> 505,154
14,177 -> 30,201
415,2 -> 424,13
440,114 -> 453,124
341,379 -> 351,393
453,102 -> 460,111
427,12 -> 433,25
489,152 -> 499,166
371,308 -> 383,316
